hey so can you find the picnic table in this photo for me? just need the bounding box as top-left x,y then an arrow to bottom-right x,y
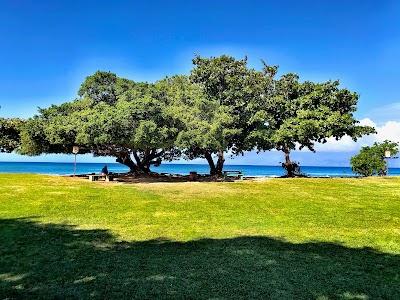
88,174 -> 113,182
223,170 -> 244,180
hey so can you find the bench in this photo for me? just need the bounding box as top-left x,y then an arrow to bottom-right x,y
88,174 -> 113,182
223,170 -> 244,180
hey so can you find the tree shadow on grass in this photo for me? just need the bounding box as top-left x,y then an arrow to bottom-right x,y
0,218 -> 399,299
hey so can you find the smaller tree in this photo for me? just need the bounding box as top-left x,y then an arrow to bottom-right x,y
350,140 -> 399,176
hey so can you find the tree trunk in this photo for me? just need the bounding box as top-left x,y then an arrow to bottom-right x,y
140,163 -> 151,173
132,148 -> 165,174
204,151 -> 217,175
132,150 -> 150,174
215,150 -> 225,175
115,151 -> 138,173
204,150 -> 224,176
282,144 -> 298,177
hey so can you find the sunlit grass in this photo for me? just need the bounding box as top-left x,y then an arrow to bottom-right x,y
1,174 -> 399,299
1,174 -> 399,253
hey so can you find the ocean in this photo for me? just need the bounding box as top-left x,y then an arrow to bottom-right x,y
1,162 -> 399,177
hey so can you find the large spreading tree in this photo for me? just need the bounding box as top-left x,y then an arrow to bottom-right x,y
19,71 -> 181,173
247,67 -> 375,176
158,74 -> 240,175
17,56 -> 374,177
183,55 -> 263,175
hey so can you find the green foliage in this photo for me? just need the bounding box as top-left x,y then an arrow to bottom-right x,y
183,55 -> 258,174
248,68 -> 376,176
19,101 -> 90,156
0,117 -> 23,153
160,75 -> 238,154
20,73 -> 181,173
78,71 -> 118,105
18,55 -> 374,175
350,140 -> 399,176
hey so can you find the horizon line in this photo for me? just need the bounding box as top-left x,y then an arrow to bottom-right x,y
0,161 -> 358,168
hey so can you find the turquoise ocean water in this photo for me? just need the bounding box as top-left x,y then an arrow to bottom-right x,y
1,162 -> 399,177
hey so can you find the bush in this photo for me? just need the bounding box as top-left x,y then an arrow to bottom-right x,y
350,140 -> 398,177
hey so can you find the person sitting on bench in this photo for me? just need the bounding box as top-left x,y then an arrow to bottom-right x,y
101,165 -> 109,178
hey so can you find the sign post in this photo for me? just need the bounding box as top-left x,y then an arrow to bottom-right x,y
72,146 -> 80,177
384,150 -> 391,176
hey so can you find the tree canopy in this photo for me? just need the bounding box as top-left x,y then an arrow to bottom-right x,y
185,55 -> 261,174
247,67 -> 376,176
17,56 -> 375,176
19,72 -> 181,173
0,116 -> 23,153
158,74 -> 239,175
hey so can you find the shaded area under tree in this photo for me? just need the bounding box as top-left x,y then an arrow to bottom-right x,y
1,218 -> 399,299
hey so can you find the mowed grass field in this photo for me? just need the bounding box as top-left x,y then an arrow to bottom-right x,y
0,174 -> 399,299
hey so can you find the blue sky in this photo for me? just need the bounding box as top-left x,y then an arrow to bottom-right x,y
1,0 -> 399,166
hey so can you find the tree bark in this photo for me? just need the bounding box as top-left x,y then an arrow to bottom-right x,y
132,150 -> 150,174
141,149 -> 152,173
282,143 -> 297,177
115,150 -> 138,173
132,148 -> 165,174
204,150 -> 225,175
204,151 -> 217,175
215,150 -> 225,175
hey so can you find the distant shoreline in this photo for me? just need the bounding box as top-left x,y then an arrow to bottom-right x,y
1,161 -> 399,177
0,161 -> 355,168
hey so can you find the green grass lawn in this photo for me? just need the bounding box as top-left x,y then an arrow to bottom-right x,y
1,174 -> 399,299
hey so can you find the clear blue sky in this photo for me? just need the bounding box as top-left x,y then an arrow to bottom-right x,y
1,0 -> 399,166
